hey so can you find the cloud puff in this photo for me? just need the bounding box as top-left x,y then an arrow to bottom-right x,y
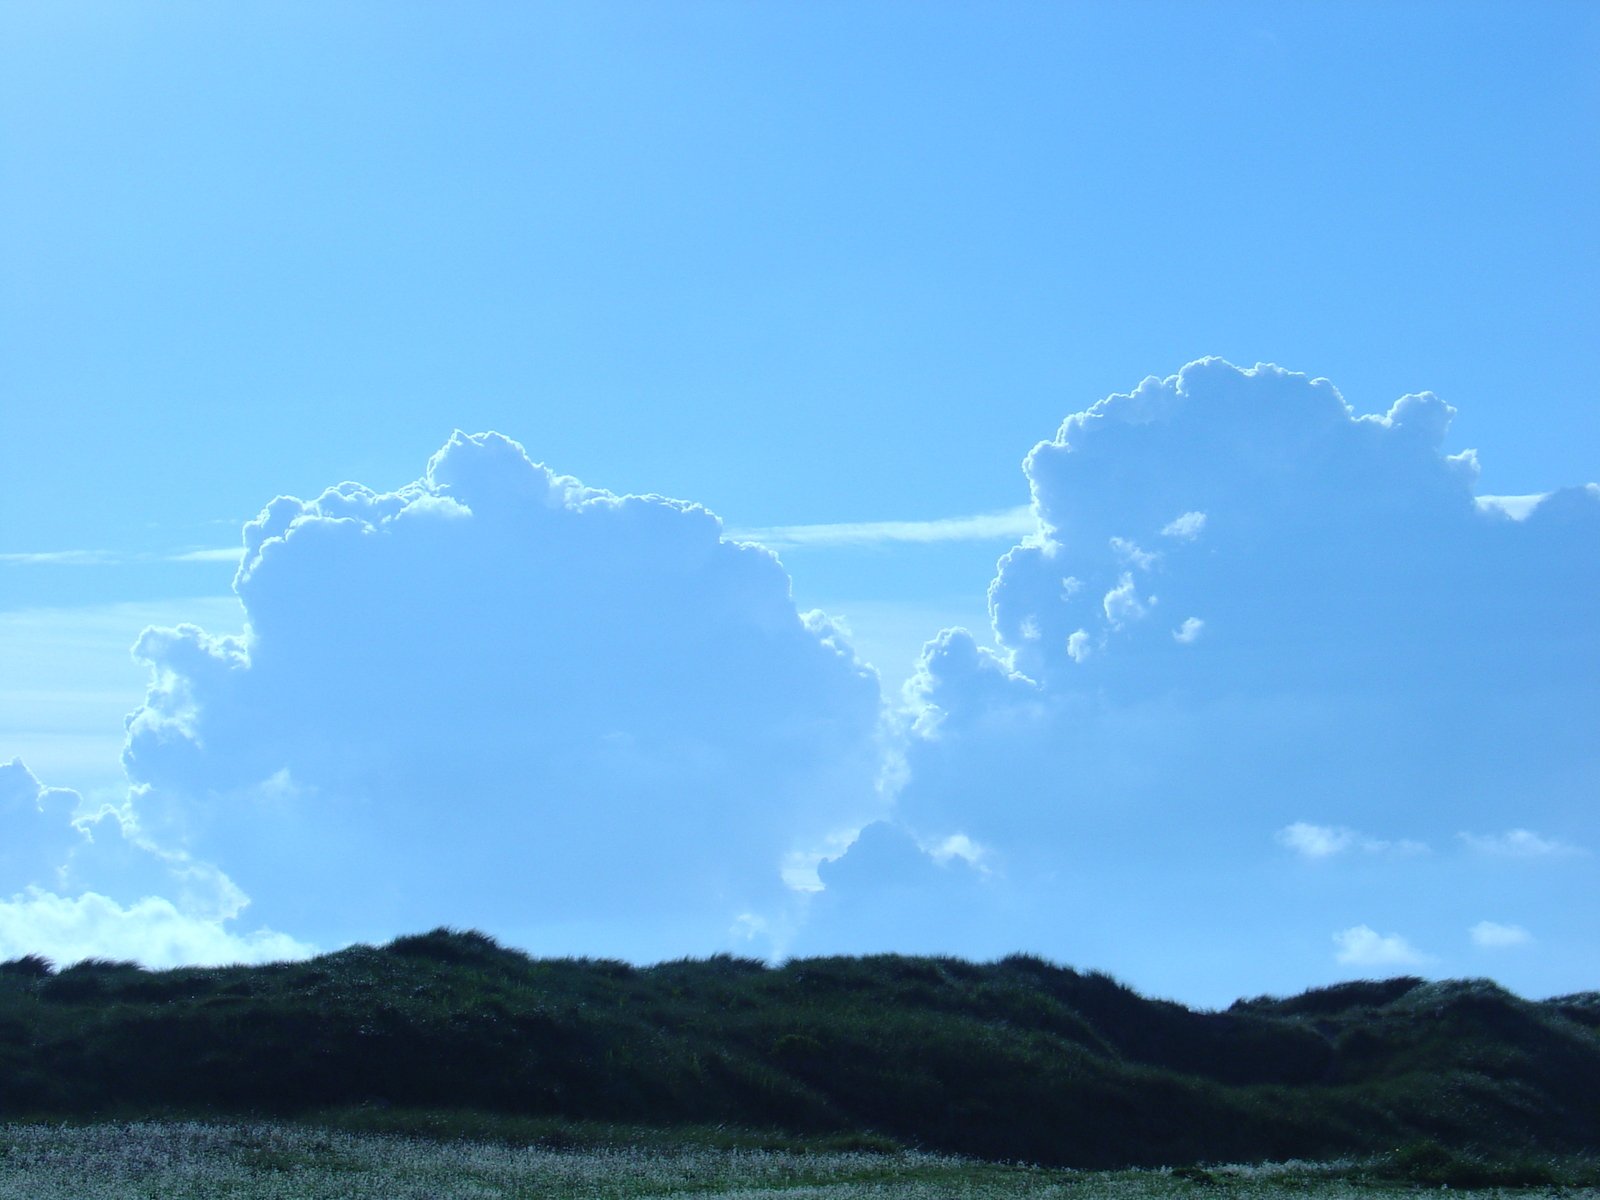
1334,924 -> 1431,968
1161,511 -> 1207,541
1278,823 -> 1357,858
114,432 -> 886,955
1470,920 -> 1531,949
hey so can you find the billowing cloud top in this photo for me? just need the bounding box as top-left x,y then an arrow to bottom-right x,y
120,432 -> 885,952
989,359 -> 1595,695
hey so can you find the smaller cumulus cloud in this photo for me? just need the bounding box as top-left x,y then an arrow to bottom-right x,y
0,889 -> 313,969
0,757 -> 317,970
1458,829 -> 1586,858
1470,920 -> 1532,949
1334,924 -> 1431,967
1277,822 -> 1428,859
837,359 -> 1596,996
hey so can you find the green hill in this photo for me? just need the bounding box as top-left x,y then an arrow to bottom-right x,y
2,930 -> 1596,1168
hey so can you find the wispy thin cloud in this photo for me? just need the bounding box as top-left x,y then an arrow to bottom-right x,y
1,548 -> 242,567
1277,822 -> 1428,859
730,506 -> 1035,550
0,550 -> 124,566
11,510 -> 1039,564
167,548 -> 246,564
1458,828 -> 1586,858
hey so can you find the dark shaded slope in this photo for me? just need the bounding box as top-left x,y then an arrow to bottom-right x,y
1,932 -> 1596,1167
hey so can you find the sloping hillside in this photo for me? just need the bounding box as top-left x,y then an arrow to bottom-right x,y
2,930 -> 1596,1167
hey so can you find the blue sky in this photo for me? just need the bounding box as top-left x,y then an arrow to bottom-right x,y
1,2 -> 1596,1006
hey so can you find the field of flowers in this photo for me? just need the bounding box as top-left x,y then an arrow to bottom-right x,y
0,1121 -> 1586,1200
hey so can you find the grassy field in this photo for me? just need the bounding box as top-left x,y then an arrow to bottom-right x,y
1,1121 -> 1594,1200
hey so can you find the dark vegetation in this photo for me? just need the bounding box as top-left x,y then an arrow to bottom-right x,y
2,931 -> 1596,1173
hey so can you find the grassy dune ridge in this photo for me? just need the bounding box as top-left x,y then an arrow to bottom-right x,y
2,930 -> 1597,1171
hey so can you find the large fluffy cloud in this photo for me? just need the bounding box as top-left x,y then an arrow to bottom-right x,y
803,361 -> 1598,1003
113,432 -> 885,954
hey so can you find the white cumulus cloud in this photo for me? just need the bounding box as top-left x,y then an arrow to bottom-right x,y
108,431 -> 889,958
842,359 -> 1596,999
